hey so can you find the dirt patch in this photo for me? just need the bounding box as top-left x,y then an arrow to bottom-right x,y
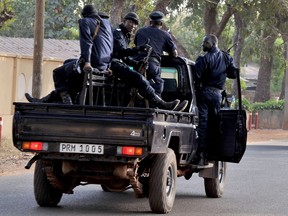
1,129 -> 288,176
0,138 -> 33,176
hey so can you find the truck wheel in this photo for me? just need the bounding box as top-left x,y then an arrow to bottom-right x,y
204,161 -> 226,198
34,160 -> 63,207
148,148 -> 177,213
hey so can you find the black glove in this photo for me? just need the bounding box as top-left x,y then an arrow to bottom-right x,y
138,44 -> 152,53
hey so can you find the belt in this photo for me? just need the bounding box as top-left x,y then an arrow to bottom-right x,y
203,86 -> 223,93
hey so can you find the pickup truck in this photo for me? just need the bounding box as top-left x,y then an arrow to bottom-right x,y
12,55 -> 247,213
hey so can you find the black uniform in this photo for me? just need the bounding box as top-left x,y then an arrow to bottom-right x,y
134,25 -> 177,96
110,20 -> 181,110
78,16 -> 113,70
112,23 -> 139,67
111,21 -> 154,106
53,13 -> 113,103
26,5 -> 114,104
194,46 -> 237,160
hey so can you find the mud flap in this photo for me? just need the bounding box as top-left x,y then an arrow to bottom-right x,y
206,109 -> 247,163
199,161 -> 218,178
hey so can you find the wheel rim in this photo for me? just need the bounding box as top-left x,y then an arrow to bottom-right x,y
218,161 -> 225,185
166,165 -> 175,197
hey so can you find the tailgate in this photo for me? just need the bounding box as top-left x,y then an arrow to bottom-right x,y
13,103 -> 154,155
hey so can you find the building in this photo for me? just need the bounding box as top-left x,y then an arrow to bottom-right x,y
0,36 -> 79,140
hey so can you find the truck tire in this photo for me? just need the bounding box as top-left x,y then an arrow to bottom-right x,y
34,160 -> 63,207
204,161 -> 226,198
148,148 -> 177,213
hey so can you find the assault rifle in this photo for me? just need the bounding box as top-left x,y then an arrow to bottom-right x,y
127,41 -> 152,108
138,45 -> 152,75
226,42 -> 238,54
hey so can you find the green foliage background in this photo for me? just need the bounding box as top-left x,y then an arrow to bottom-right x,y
0,0 -> 287,97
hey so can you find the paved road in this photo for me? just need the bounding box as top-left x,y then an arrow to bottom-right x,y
0,141 -> 287,216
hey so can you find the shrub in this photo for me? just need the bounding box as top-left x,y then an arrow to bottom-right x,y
234,99 -> 284,112
252,100 -> 284,112
235,98 -> 252,112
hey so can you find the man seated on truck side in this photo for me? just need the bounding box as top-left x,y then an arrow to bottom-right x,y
25,5 -> 184,110
193,34 -> 238,166
26,4 -> 113,104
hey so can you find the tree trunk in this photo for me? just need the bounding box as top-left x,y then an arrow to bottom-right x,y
110,0 -> 125,27
254,31 -> 276,102
203,0 -> 235,37
283,41 -> 288,129
204,0 -> 218,34
280,41 -> 287,100
154,0 -> 190,58
154,0 -> 171,13
32,0 -> 45,98
231,12 -> 244,96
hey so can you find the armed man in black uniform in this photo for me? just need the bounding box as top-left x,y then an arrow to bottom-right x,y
25,4 -> 113,104
133,11 -> 178,97
110,12 -> 187,111
112,12 -> 148,67
194,34 -> 238,166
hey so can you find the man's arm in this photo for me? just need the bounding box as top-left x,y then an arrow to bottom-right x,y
79,18 -> 94,70
194,56 -> 206,82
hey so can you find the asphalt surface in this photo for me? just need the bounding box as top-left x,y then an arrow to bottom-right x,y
0,140 -> 288,216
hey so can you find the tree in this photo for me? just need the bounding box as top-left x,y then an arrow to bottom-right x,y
0,0 -> 80,39
283,41 -> 288,129
253,1 -> 285,102
254,31 -> 277,102
2,0 -> 288,109
0,0 -> 14,29
110,0 -> 124,26
203,0 -> 235,37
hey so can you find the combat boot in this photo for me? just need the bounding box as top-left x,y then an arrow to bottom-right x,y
25,93 -> 52,103
59,91 -> 72,104
150,95 -> 180,110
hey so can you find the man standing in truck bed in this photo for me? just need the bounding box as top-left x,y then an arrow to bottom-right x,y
133,11 -> 178,97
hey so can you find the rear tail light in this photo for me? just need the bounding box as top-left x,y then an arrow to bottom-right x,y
22,141 -> 48,151
117,146 -> 143,156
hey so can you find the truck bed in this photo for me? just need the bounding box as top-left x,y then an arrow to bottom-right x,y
13,102 -> 196,159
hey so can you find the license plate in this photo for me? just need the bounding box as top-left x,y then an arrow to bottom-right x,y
60,143 -> 104,154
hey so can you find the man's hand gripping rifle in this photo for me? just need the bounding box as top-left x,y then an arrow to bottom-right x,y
128,41 -> 152,107
137,43 -> 152,75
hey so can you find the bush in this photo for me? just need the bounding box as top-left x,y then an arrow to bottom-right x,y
252,100 -> 284,112
235,99 -> 284,113
235,98 -> 253,112
242,98 -> 253,112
